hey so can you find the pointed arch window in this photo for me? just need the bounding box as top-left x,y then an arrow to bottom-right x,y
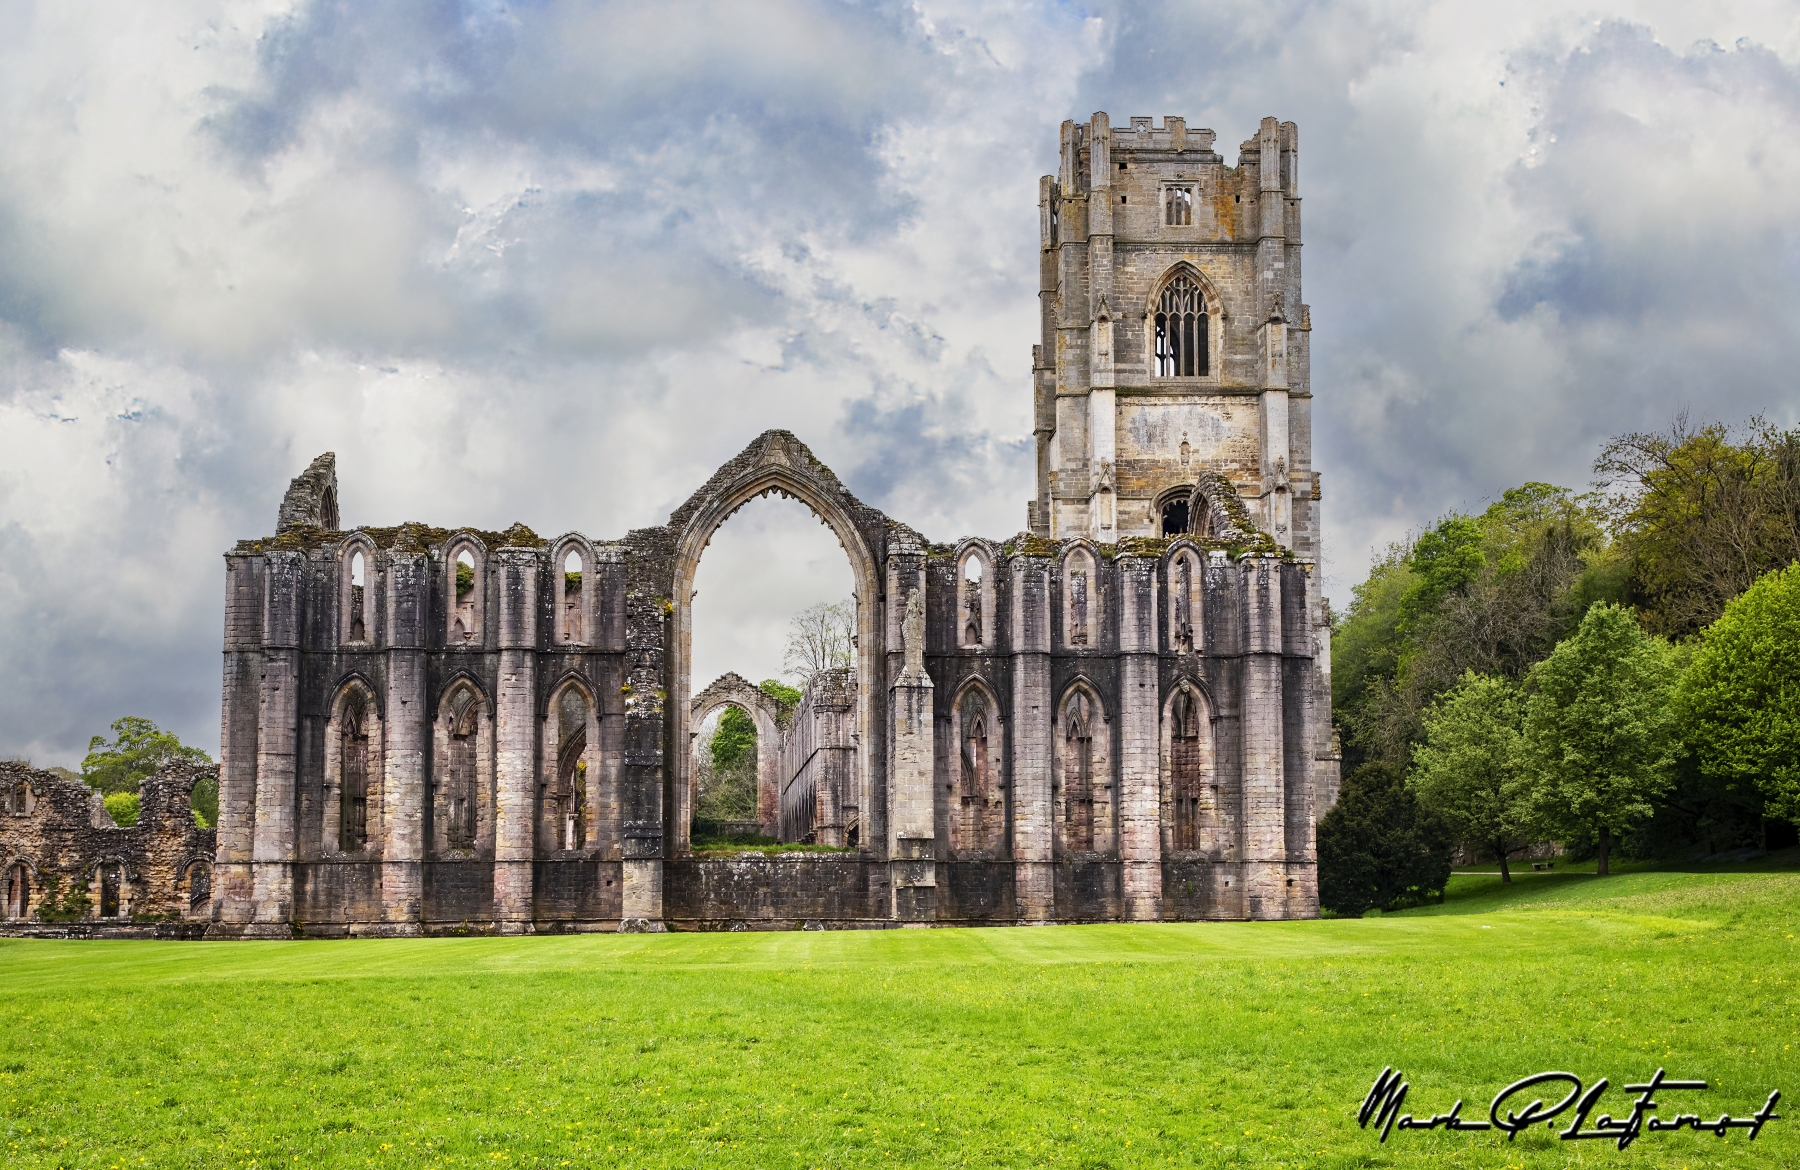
1154,275 -> 1208,377
446,687 -> 480,849
1172,689 -> 1204,850
341,694 -> 371,851
550,688 -> 589,851
348,552 -> 368,642
958,548 -> 991,649
1065,693 -> 1095,852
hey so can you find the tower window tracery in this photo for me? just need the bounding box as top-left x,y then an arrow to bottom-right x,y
1154,275 -> 1208,377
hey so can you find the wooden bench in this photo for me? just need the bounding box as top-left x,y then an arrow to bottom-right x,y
1531,861 -> 1555,872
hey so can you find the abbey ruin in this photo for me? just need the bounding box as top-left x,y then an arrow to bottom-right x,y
2,113 -> 1336,935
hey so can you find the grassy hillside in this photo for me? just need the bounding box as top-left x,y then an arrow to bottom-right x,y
2,857 -> 1796,1168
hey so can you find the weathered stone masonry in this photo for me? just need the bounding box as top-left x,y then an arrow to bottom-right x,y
0,761 -> 217,937
0,113 -> 1339,937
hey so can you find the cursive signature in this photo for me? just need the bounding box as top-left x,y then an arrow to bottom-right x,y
1359,1066 -> 1781,1150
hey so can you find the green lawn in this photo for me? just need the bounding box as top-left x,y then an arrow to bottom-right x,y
3,858 -> 1797,1168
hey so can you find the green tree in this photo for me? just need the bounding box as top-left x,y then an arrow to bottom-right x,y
1595,416 -> 1800,638
1409,671 -> 1537,882
758,679 -> 802,726
1398,515 -> 1485,629
1675,562 -> 1800,823
1522,604 -> 1679,874
1317,762 -> 1454,917
81,717 -> 212,796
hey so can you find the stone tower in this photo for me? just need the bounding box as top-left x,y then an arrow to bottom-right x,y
1029,113 -> 1317,561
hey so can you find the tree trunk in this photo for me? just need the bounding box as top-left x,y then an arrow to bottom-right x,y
1597,825 -> 1611,876
1496,841 -> 1511,883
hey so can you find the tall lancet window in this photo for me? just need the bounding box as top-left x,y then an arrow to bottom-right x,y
1069,569 -> 1089,646
959,692 -> 996,854
1154,275 -> 1208,377
349,552 -> 368,642
561,550 -> 585,644
341,694 -> 371,851
1175,557 -> 1195,652
1172,689 -> 1203,850
962,556 -> 983,647
446,687 -> 479,849
552,689 -> 588,851
1065,693 -> 1095,852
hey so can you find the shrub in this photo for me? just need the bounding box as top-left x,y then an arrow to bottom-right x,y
104,791 -> 140,827
1318,762 -> 1454,917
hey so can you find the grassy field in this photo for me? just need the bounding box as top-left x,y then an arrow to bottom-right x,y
2,857 -> 1797,1168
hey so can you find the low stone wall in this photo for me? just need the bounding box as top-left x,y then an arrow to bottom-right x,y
0,762 -> 216,934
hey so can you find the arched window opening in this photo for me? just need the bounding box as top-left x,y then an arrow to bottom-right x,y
1065,693 -> 1095,852
960,694 -> 991,853
99,862 -> 122,918
1172,689 -> 1204,850
1154,275 -> 1208,377
446,687 -> 480,849
1160,498 -> 1189,537
185,861 -> 211,910
3,863 -> 28,919
320,486 -> 339,531
5,779 -> 30,816
349,551 -> 368,642
960,555 -> 984,647
453,550 -> 477,643
1173,555 -> 1197,653
1064,549 -> 1095,648
341,694 -> 371,851
551,689 -> 589,851
562,550 -> 585,644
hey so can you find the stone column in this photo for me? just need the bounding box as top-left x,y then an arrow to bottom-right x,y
492,545 -> 539,934
213,552 -> 263,929
379,549 -> 427,935
1241,555 -> 1287,919
1009,554 -> 1053,922
1116,554 -> 1163,919
888,561 -> 936,923
619,576 -> 666,932
247,550 -> 303,937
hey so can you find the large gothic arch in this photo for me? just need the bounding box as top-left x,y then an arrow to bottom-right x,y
664,432 -> 892,857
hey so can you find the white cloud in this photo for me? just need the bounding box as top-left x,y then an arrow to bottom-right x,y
1,0 -> 1797,761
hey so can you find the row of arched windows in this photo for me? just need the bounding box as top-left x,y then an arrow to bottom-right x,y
335,539 -> 598,649
949,679 -> 1216,859
953,543 -> 1208,654
1,858 -> 210,920
323,675 -> 602,859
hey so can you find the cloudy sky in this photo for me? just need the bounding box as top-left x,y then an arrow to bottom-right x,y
2,0 -> 1797,766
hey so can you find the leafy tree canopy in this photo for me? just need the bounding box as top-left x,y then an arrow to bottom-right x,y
1398,515 -> 1485,629
1409,670 -> 1539,880
1595,416 -> 1800,638
81,717 -> 212,797
1676,562 -> 1800,822
1522,604 -> 1679,873
710,707 -> 757,772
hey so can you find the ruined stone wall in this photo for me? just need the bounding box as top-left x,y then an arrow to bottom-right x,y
777,668 -> 855,846
206,429 -> 1330,935
0,762 -> 217,937
204,112 -> 1333,937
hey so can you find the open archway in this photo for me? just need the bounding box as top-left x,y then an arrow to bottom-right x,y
690,673 -> 786,838
667,433 -> 888,857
